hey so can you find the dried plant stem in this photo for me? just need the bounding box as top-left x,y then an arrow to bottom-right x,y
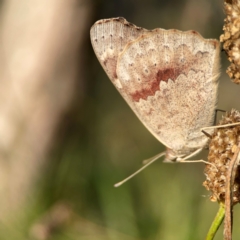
224,143 -> 240,240
205,202 -> 225,240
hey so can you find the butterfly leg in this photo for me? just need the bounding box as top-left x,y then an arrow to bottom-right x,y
201,122 -> 240,132
176,147 -> 203,162
176,148 -> 217,169
214,109 -> 226,125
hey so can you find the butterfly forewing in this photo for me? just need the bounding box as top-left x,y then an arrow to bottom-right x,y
90,18 -> 148,85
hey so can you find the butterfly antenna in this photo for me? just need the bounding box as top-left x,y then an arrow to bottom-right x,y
114,152 -> 166,187
142,152 -> 166,165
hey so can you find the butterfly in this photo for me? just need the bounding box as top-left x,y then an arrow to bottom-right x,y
90,17 -> 220,163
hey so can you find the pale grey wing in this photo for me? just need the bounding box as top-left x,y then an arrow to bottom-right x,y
116,29 -> 220,152
90,17 -> 148,89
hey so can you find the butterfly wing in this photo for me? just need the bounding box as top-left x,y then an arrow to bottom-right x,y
116,29 -> 220,153
90,17 -> 148,90
90,18 -> 220,157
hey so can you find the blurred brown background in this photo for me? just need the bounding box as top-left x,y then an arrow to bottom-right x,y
0,0 -> 239,240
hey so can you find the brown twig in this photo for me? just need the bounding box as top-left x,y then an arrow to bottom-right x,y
224,142 -> 240,240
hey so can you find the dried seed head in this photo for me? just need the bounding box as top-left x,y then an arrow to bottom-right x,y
203,109 -> 240,203
220,0 -> 240,84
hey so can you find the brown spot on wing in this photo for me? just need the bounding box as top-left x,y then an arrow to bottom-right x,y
130,67 -> 184,102
157,67 -> 182,82
103,57 -> 118,79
